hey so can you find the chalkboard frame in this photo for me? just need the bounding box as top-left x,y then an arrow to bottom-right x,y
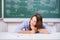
0,0 -> 2,18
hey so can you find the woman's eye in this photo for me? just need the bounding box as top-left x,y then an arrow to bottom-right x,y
31,19 -> 36,22
33,20 -> 36,22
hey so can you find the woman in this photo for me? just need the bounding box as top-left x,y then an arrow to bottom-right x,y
15,13 -> 50,34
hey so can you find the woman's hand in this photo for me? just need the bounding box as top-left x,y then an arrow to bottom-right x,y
30,29 -> 36,34
30,26 -> 38,33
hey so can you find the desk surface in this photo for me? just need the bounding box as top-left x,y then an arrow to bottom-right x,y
0,32 -> 60,39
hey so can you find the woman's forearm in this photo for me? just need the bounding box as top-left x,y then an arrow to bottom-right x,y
18,30 -> 35,34
38,29 -> 48,34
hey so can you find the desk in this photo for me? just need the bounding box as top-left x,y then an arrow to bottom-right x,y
0,32 -> 60,39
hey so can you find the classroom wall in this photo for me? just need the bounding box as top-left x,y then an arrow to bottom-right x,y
0,19 -> 60,33
0,19 -> 7,32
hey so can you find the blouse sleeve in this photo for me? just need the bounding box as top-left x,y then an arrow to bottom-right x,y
43,24 -> 52,34
15,19 -> 29,33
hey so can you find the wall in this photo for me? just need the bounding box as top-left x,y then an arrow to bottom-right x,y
0,19 -> 60,33
0,19 -> 7,32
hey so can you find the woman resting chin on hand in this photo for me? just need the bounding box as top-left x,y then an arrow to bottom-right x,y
19,25 -> 37,34
16,13 -> 49,34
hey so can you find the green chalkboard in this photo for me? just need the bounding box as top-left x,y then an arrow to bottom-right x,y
4,0 -> 60,18
0,0 -> 2,18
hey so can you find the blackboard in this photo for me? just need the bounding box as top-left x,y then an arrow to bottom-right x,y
4,0 -> 60,18
0,0 -> 2,18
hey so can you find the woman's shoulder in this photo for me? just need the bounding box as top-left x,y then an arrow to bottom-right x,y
22,19 -> 30,27
24,19 -> 30,23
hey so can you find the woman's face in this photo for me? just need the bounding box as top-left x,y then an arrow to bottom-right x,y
30,16 -> 37,26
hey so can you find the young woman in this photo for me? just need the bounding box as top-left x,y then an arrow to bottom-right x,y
15,13 -> 51,34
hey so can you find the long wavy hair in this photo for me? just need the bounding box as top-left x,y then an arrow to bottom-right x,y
29,13 -> 43,30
